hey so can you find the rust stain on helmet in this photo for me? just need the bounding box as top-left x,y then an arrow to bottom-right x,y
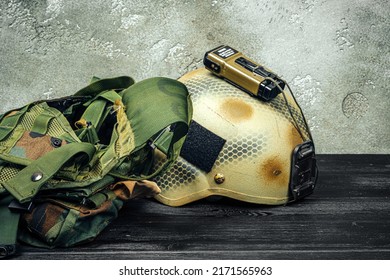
220,98 -> 254,122
258,157 -> 289,186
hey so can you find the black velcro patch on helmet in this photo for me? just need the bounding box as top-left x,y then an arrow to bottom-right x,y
180,121 -> 226,173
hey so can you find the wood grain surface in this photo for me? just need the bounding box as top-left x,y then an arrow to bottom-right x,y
16,155 -> 390,260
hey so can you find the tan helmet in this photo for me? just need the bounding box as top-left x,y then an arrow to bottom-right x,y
153,67 -> 317,206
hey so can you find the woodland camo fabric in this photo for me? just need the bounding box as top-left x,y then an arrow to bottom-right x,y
0,75 -> 190,251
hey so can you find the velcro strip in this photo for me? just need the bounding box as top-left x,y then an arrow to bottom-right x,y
180,121 -> 226,173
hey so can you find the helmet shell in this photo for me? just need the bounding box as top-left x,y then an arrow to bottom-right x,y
154,67 -> 312,206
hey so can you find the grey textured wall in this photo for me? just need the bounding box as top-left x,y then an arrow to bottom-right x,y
0,0 -> 389,153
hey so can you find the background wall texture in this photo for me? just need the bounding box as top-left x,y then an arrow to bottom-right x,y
0,0 -> 389,153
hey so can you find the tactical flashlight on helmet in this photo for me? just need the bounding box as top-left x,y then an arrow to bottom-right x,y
203,45 -> 285,101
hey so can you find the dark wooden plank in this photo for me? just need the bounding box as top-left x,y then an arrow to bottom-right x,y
16,155 -> 390,260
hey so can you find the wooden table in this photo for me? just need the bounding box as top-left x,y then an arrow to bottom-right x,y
17,155 -> 390,260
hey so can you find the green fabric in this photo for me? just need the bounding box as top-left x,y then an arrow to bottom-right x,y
81,100 -> 106,129
74,76 -> 134,98
40,175 -> 115,201
18,196 -> 123,248
121,77 -> 191,148
0,106 -> 29,141
0,195 -> 20,247
31,113 -> 53,135
80,90 -> 122,131
1,143 -> 96,203
110,77 -> 192,180
76,125 -> 100,144
0,74 -> 192,257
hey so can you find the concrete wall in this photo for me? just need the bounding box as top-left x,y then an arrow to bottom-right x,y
0,0 -> 389,153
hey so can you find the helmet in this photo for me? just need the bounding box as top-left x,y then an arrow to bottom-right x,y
153,67 -> 317,206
